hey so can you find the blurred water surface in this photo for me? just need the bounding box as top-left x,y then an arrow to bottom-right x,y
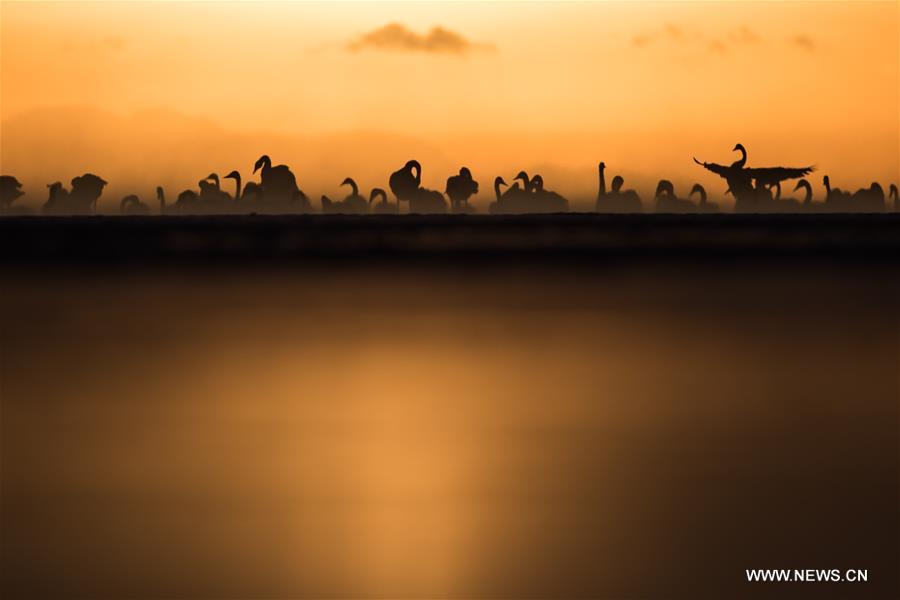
1,262 -> 897,598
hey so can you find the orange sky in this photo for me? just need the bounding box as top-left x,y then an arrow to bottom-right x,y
1,1 -> 898,210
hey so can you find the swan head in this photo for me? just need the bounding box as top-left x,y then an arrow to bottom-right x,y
253,155 -> 270,174
611,175 -> 624,192
823,175 -> 830,187
598,162 -> 606,172
224,171 -> 240,180
793,179 -> 808,192
531,174 -> 544,191
732,143 -> 745,153
369,188 -> 387,204
655,180 -> 674,198
341,177 -> 356,188
205,173 -> 219,185
690,183 -> 705,196
459,167 -> 472,179
156,186 -> 164,196
513,171 -> 529,185
494,176 -> 507,188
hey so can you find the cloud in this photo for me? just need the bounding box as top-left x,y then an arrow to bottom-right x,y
729,26 -> 760,44
791,34 -> 815,51
347,23 -> 493,55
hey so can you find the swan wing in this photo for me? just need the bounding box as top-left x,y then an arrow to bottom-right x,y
746,166 -> 815,186
693,158 -> 733,178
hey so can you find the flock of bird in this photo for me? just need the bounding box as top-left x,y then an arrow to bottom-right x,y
0,145 -> 897,216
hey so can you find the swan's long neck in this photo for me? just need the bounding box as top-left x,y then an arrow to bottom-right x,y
800,182 -> 812,204
824,177 -> 832,197
598,164 -> 606,199
494,179 -> 503,202
233,175 -> 241,200
347,179 -> 358,197
698,187 -> 707,205
158,188 -> 166,212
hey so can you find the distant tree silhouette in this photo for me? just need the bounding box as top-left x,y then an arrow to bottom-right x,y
445,167 -> 478,213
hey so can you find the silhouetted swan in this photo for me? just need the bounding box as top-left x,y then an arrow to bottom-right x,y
596,162 -> 607,203
120,194 -> 150,215
224,170 -> 242,202
199,173 -> 232,212
488,176 -> 508,214
690,184 -> 718,213
890,184 -> 898,212
610,176 -> 642,212
253,154 -> 303,212
77,174 -> 107,213
823,175 -> 851,212
792,179 -> 814,210
321,177 -> 368,214
596,163 -> 641,212
370,188 -> 398,214
730,143 -> 747,168
445,167 -> 478,213
694,145 -> 813,212
409,186 -> 448,214
389,160 -> 421,203
0,175 -> 25,212
654,180 -> 694,213
43,182 -> 68,214
851,182 -> 886,212
530,175 -> 568,212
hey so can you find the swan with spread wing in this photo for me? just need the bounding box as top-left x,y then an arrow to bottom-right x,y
693,144 -> 814,211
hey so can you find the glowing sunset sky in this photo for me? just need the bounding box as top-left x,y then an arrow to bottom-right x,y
1,1 -> 897,209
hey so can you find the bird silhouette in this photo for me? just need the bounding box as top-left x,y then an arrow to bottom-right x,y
823,175 -> 852,212
0,175 -> 25,211
654,180 -> 694,213
223,170 -> 242,203
389,160 -> 421,203
690,184 -> 718,213
791,179 -> 814,211
596,162 -> 641,212
61,174 -> 107,214
445,167 -> 479,213
321,177 -> 369,214
200,173 -> 232,212
253,154 -> 305,212
370,187 -> 398,214
530,175 -> 568,212
119,194 -> 150,215
730,143 -> 748,168
409,186 -> 448,214
890,184 -> 898,212
488,176 -> 509,214
43,182 -> 69,214
851,182 -> 886,212
694,144 -> 813,212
